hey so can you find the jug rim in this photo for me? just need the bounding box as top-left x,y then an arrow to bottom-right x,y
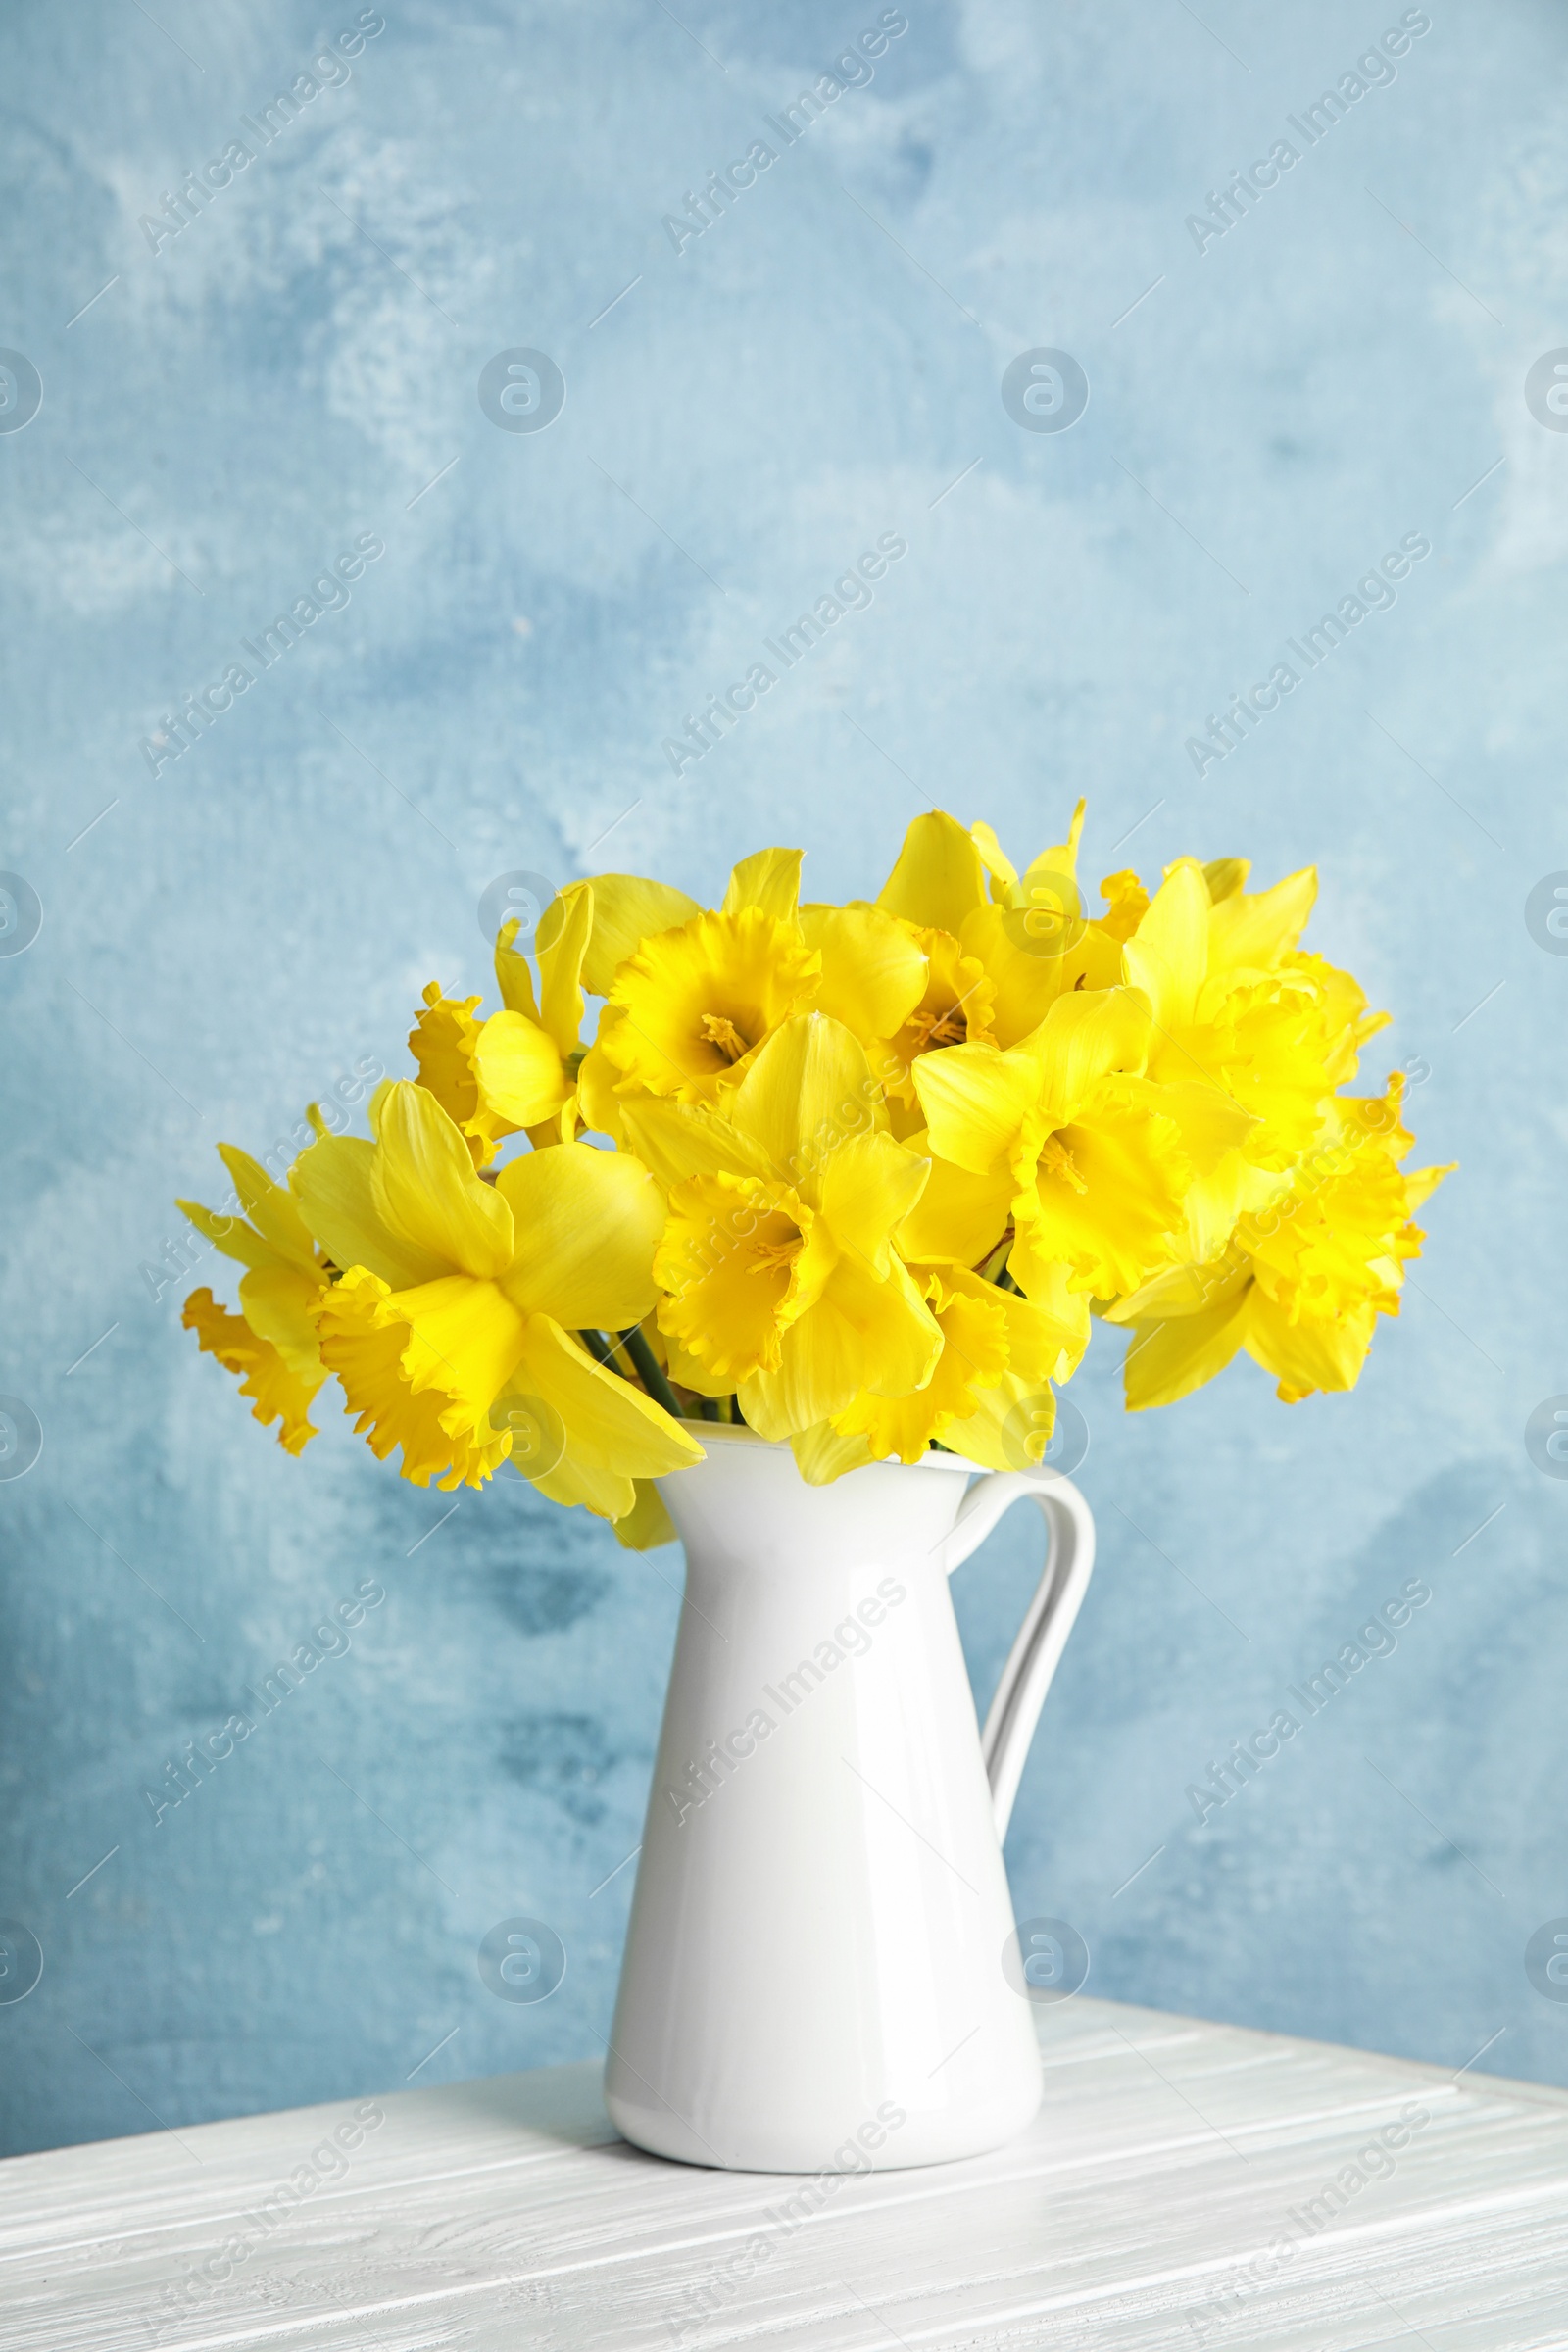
670,1420 -> 990,1477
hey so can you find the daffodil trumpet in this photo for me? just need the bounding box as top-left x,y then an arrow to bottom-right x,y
178,815 -> 1447,1533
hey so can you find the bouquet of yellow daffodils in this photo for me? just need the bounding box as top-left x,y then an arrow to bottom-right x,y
177,807 -> 1449,1547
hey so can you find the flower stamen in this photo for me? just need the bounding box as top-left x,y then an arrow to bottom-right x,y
701,1011 -> 751,1062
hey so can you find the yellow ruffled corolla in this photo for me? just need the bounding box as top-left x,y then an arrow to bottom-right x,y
289,1079 -> 704,1504
909,984 -> 1199,1302
801,1257 -> 1088,1480
623,1013 -> 943,1441
1105,1078 -> 1452,1407
875,805 -> 1127,1059
1120,856 -> 1387,1261
577,849 -> 822,1121
177,1145 -> 333,1453
411,882 -> 593,1164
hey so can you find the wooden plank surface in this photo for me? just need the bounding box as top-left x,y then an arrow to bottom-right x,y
1,1996 -> 1565,2349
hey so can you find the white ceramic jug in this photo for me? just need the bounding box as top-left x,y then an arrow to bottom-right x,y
603,1425 -> 1096,2173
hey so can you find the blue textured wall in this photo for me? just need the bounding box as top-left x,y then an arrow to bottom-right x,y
3,0 -> 1567,2158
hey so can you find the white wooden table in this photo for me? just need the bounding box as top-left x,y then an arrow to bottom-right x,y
3,1996 -> 1566,2349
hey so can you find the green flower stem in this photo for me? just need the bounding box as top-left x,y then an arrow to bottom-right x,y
617,1325 -> 685,1420
696,1396 -> 721,1421
579,1328 -> 620,1367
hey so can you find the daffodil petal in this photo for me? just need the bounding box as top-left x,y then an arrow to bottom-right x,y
498,1140 -> 664,1329
176,1196 -> 278,1275
1207,867 -> 1316,975
738,1255 -> 941,1440
911,1040 -> 1039,1179
217,1145 -> 319,1271
723,847 -> 804,921
236,1264 -> 327,1383
612,1479 -> 679,1547
789,1421 -> 881,1483
1028,987 -> 1152,1127
288,1133 -> 449,1289
834,1275 -> 1008,1463
473,1010 -> 569,1127
969,820 -> 1017,900
1121,1280 -> 1251,1410
877,809 -> 989,935
1243,1287 -> 1376,1402
370,1082 -> 514,1279
582,873 -> 702,997
723,1013 -> 872,1197
616,1092 -> 773,1190
1123,858 -> 1210,1032
538,879 -> 593,1055
495,915 -> 541,1021
894,1136 -> 1013,1267
815,1130 -> 929,1279
799,903 -> 927,1039
513,1314 -> 705,1476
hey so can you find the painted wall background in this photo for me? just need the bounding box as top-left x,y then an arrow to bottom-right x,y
3,0 -> 1567,2160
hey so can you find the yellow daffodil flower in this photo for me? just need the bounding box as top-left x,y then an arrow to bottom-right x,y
578,849 -> 823,1120
911,985 -> 1194,1301
1120,856 -> 1388,1260
1106,1078 -> 1453,1406
412,883 -> 593,1164
177,810 -> 1450,1499
177,1145 -> 332,1452
624,1013 -> 943,1441
823,1258 -> 1089,1471
288,1080 -> 703,1505
869,808 -> 1133,1135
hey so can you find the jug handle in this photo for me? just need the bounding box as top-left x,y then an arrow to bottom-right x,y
941,1469 -> 1096,1840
